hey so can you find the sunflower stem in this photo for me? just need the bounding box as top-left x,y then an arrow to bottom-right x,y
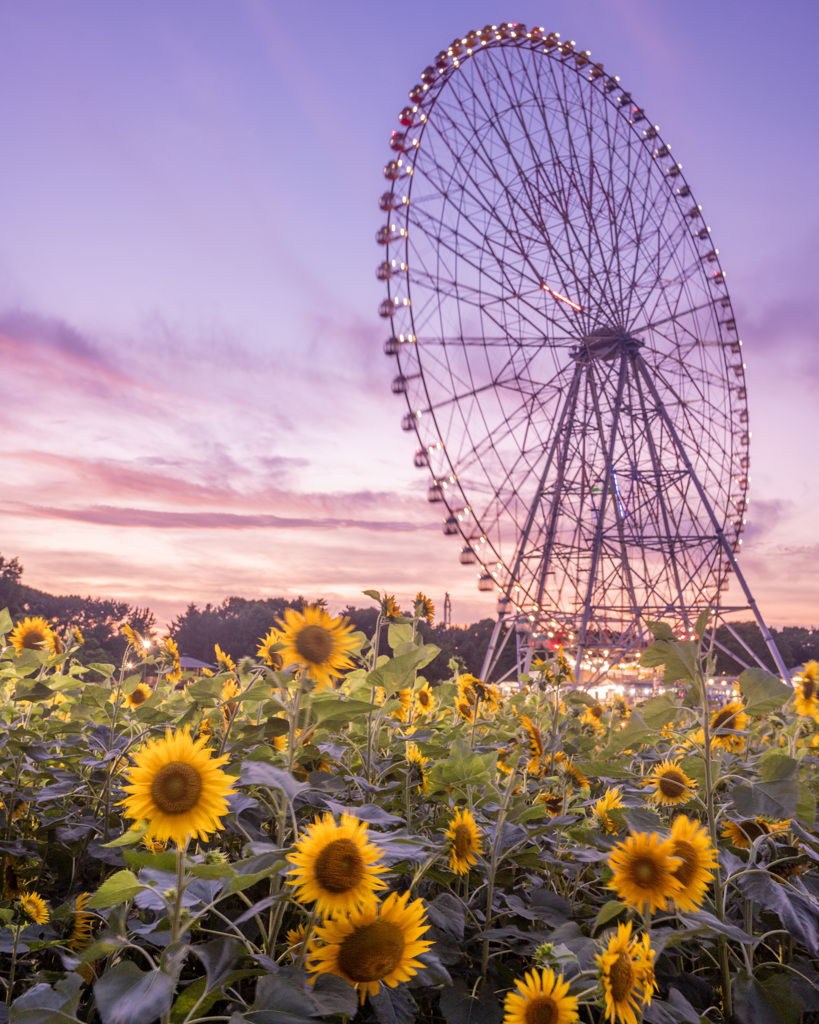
697,649 -> 733,1019
5,924 -> 20,1005
295,904 -> 320,972
481,763 -> 518,978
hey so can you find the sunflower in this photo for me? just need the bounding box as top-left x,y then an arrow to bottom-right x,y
19,891 -> 49,924
124,683 -> 152,710
414,592 -> 435,623
389,688 -> 413,723
120,727 -> 235,846
556,645 -> 576,683
581,707 -> 604,735
455,698 -> 476,724
382,594 -> 404,621
285,923 -> 317,963
591,788 -> 624,835
710,700 -> 748,753
121,624 -> 144,650
220,678 -> 241,724
668,815 -> 717,912
596,921 -> 655,1024
414,682 -> 436,716
214,643 -> 236,673
73,626 -> 85,644
611,696 -> 630,721
644,760 -> 698,807
457,674 -> 480,706
3,857 -> 22,898
277,605 -> 356,692
257,629 -> 283,669
405,742 -> 430,794
520,715 -> 545,775
143,835 -> 167,854
722,818 -> 789,849
308,890 -> 432,1004
287,812 -> 387,916
560,758 -> 589,790
607,832 -> 682,914
794,662 -> 819,718
446,806 -> 484,874
9,616 -> 56,653
160,637 -> 183,686
537,791 -> 566,815
502,966 -> 579,1024
67,893 -> 95,952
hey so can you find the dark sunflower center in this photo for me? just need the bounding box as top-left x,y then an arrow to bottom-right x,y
453,823 -> 473,859
672,840 -> 698,888
130,687 -> 148,706
313,837 -> 365,893
739,819 -> 768,842
523,994 -> 560,1024
802,677 -> 816,701
418,691 -> 430,707
610,949 -> 636,1003
295,624 -> 333,665
712,707 -> 737,731
658,769 -> 687,799
591,705 -> 604,719
22,629 -> 46,650
632,856 -> 659,888
337,920 -> 405,982
151,761 -> 203,814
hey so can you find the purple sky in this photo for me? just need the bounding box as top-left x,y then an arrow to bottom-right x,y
2,1 -> 817,629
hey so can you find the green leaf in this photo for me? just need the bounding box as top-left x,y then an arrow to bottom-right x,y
9,972 -> 84,1024
88,662 -> 116,678
592,900 -> 628,935
94,961 -> 176,1024
367,646 -> 435,690
731,781 -> 799,821
639,640 -> 695,685
12,681 -> 54,702
694,607 -> 710,638
738,667 -> 792,716
82,684 -> 113,709
388,623 -> 414,650
238,762 -> 308,803
797,782 -> 817,825
87,870 -> 144,909
640,693 -> 679,730
188,861 -> 236,879
645,621 -> 676,641
0,607 -> 12,636
760,751 -> 798,783
601,713 -> 654,755
104,820 -> 150,848
733,972 -> 802,1024
430,739 -> 495,791
186,677 -> 224,702
363,589 -> 381,601
574,760 -> 632,780
310,695 -> 378,728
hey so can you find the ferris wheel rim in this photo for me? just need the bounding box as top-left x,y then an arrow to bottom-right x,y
377,23 -> 750,623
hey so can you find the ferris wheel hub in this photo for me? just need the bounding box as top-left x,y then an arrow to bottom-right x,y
571,329 -> 643,363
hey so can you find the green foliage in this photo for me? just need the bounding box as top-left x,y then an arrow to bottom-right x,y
1,605 -> 819,1024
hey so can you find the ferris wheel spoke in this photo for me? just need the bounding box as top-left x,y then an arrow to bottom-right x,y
438,69 -> 593,327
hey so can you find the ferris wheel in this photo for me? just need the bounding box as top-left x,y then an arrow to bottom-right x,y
376,22 -> 787,682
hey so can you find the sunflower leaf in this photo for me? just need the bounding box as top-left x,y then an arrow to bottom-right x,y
87,870 -> 145,909
738,667 -> 792,716
94,961 -> 175,1024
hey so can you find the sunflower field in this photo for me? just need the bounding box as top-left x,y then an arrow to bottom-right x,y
2,597 -> 819,1024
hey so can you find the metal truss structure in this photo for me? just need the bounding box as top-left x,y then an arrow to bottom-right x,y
376,23 -> 788,684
